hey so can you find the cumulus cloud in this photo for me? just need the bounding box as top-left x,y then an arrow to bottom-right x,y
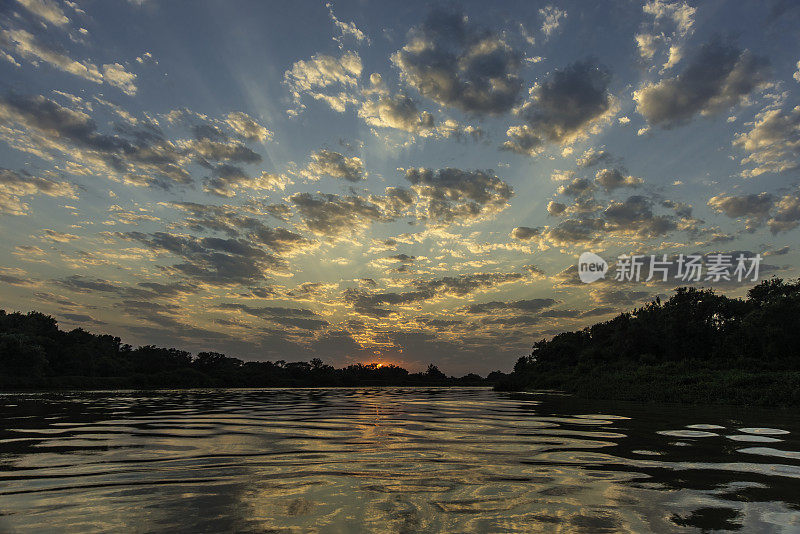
503,60 -> 615,155
41,228 -> 78,242
304,149 -> 365,182
465,298 -> 556,314
225,112 -> 272,142
576,147 -> 612,168
543,195 -> 677,246
594,168 -> 643,191
358,88 -> 436,134
405,168 -> 513,224
218,303 -> 328,330
204,166 -> 289,197
344,270 -> 530,316
289,191 -> 396,236
0,168 -> 77,215
0,93 -> 274,192
636,0 -> 696,71
708,192 -> 774,218
634,40 -> 770,127
172,202 -> 308,253
539,5 -> 566,39
768,192 -> 800,234
326,2 -> 369,47
547,201 -> 567,216
284,50 -> 362,115
734,105 -> 800,177
391,9 -> 522,115
510,226 -> 540,240
119,231 -> 287,285
557,177 -> 594,197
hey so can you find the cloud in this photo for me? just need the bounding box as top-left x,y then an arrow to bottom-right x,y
40,228 -> 78,242
0,29 -> 137,95
543,195 -> 677,246
101,63 -> 138,96
405,168 -> 513,224
326,2 -> 369,47
634,40 -> 770,127
391,9 -> 522,115
594,168 -> 643,191
0,93 -> 276,191
708,192 -> 774,218
603,195 -> 677,237
225,112 -> 272,142
547,201 -> 567,216
16,0 -> 70,26
284,50 -> 362,115
465,298 -> 556,314
289,191 -> 397,236
0,168 -> 77,215
217,303 -> 329,330
171,202 -> 308,253
636,1 -> 696,71
510,226 -> 540,240
503,60 -> 615,155
539,5 -> 567,38
119,231 -> 288,285
576,147 -> 612,168
343,270 -> 530,316
768,192 -> 800,234
304,149 -> 365,182
358,88 -> 435,134
734,105 -> 800,177
558,177 -> 595,198
204,167 -> 289,197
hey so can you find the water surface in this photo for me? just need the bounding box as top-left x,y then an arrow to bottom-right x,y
1,388 -> 799,532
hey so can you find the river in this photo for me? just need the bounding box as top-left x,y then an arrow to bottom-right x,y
1,388 -> 799,532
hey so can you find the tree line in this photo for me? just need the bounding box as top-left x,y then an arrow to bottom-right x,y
497,277 -> 800,406
0,310 -> 505,389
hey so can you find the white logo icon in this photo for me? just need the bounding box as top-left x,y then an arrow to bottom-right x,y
578,252 -> 608,283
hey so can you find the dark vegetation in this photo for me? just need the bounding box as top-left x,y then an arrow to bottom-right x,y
498,278 -> 800,406
0,311 -> 505,389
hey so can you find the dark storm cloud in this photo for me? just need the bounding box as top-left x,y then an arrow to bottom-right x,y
391,9 -> 523,115
503,60 -> 614,155
405,168 -> 512,224
635,40 -> 770,127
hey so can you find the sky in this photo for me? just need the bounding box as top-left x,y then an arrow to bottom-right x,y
1,0 -> 799,375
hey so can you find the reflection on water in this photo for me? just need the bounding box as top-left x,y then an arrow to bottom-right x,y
1,388 -> 799,532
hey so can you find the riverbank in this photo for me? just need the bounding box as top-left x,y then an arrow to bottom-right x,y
498,278 -> 800,407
